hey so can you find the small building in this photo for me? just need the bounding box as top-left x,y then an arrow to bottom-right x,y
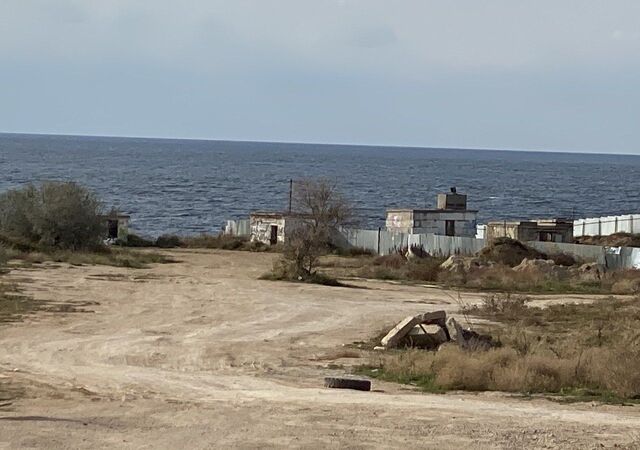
100,212 -> 130,242
486,219 -> 573,243
385,188 -> 478,237
249,212 -> 304,245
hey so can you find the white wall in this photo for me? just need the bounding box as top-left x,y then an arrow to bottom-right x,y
574,214 -> 640,237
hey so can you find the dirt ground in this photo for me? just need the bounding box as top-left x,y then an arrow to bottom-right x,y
1,249 -> 640,449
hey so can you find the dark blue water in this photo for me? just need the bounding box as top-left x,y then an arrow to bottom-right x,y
2,133 -> 639,236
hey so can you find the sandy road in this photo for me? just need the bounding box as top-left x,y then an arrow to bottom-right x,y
1,249 -> 639,449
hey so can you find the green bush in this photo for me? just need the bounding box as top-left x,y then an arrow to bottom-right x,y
0,182 -> 104,251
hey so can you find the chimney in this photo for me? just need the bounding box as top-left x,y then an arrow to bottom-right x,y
437,188 -> 467,210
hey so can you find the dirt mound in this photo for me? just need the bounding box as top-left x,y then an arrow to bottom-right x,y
513,258 -> 569,279
477,238 -> 546,267
574,233 -> 640,248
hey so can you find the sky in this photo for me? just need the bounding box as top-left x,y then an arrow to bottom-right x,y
1,1 -> 639,154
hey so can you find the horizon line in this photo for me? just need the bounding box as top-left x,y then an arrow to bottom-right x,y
1,130 -> 638,157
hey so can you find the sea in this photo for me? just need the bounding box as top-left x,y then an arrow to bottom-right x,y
1,133 -> 639,237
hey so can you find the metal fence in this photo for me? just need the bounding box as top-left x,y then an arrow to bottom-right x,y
224,219 -> 250,237
334,228 -> 640,269
333,228 -> 485,257
224,218 -> 640,269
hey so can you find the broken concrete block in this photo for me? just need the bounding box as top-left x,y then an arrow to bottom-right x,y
381,310 -> 447,348
447,317 -> 494,351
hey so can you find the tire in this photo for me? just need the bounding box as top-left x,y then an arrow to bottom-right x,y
324,377 -> 371,391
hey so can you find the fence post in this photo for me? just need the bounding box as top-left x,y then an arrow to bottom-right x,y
598,218 -> 602,236
377,227 -> 381,255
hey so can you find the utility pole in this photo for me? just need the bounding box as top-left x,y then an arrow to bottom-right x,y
288,179 -> 293,214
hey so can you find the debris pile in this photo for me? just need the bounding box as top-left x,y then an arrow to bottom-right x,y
513,258 -> 569,279
477,237 -> 546,267
376,310 -> 494,351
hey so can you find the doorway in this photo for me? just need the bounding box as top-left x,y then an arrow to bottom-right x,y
269,225 -> 278,245
445,220 -> 455,237
107,220 -> 119,239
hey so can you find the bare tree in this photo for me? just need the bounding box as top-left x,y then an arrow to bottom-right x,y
277,179 -> 353,279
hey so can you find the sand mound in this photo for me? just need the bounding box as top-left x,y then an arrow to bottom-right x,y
478,237 -> 546,267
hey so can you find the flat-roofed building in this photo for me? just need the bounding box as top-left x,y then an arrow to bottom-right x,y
385,188 -> 478,237
486,219 -> 573,243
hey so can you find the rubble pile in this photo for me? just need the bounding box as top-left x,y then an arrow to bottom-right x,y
376,310 -> 495,351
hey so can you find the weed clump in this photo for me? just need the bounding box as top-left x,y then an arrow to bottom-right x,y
155,234 -> 183,248
357,253 -> 444,282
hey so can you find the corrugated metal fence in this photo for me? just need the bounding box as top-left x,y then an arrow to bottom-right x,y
224,219 -> 640,269
335,228 -> 640,269
224,219 -> 250,237
333,228 -> 485,257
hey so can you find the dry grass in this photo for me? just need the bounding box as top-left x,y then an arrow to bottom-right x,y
3,246 -> 171,269
362,294 -> 640,401
439,264 -> 640,295
575,232 -> 640,248
319,250 -> 639,295
357,254 -> 445,282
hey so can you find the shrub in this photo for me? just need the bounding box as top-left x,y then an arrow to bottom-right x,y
119,233 -> 154,247
0,182 -> 104,251
330,246 -> 375,257
548,252 -> 577,267
181,234 -> 263,251
261,256 -> 347,287
406,259 -> 443,282
155,235 -> 184,248
373,254 -> 406,269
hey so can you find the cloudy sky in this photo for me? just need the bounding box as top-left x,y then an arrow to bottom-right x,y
1,1 -> 639,153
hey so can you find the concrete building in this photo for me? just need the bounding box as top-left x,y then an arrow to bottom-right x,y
249,212 -> 304,245
101,212 -> 130,242
486,219 -> 574,243
385,188 -> 478,237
